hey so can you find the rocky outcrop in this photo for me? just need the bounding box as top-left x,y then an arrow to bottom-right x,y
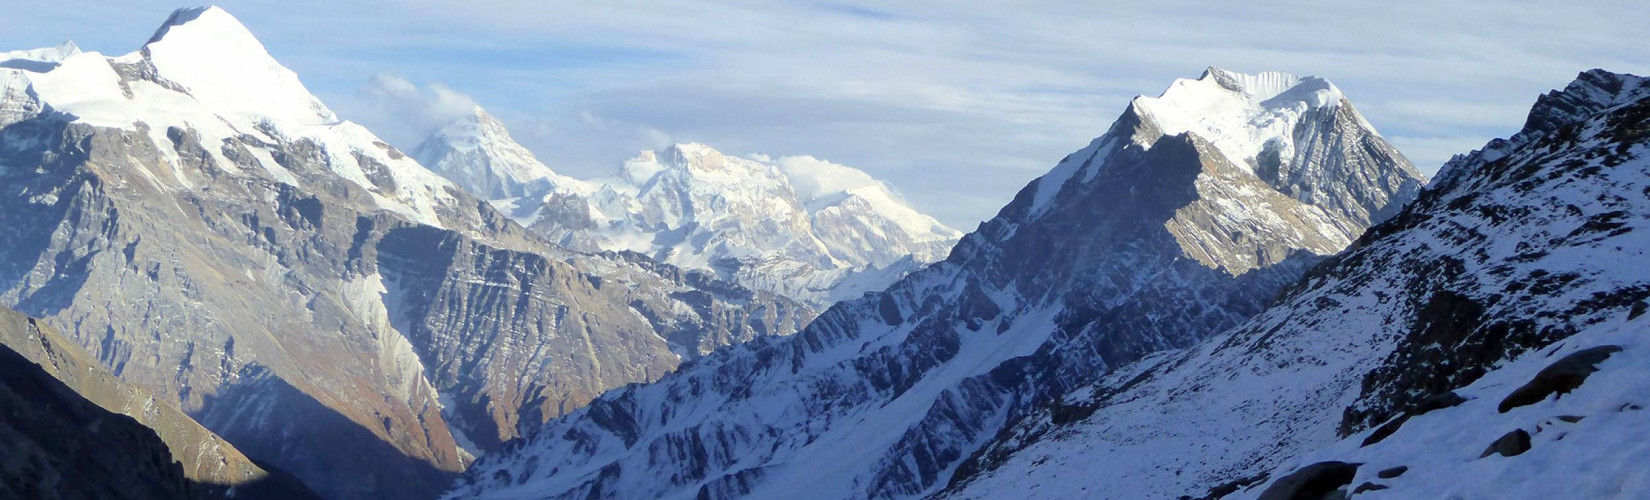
1254,461 -> 1358,500
1478,429 -> 1532,458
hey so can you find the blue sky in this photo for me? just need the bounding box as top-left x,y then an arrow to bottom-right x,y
4,1 -> 1647,229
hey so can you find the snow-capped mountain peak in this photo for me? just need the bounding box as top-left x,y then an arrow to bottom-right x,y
661,142 -> 731,169
1521,68 -> 1650,138
142,6 -> 336,125
412,106 -> 582,200
7,6 -> 467,227
622,142 -> 783,190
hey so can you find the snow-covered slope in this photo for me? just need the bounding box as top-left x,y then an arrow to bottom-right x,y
944,69 -> 1650,500
445,68 -> 1423,500
413,111 -> 961,308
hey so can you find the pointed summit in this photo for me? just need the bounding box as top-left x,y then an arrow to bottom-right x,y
141,6 -> 334,124
413,105 -> 582,199
1201,67 -> 1313,100
145,6 -> 244,45
1121,68 -> 1419,229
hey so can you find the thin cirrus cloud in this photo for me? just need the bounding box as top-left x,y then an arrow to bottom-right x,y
2,0 -> 1646,229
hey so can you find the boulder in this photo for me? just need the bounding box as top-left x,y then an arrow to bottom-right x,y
1257,461 -> 1360,500
1498,345 -> 1622,413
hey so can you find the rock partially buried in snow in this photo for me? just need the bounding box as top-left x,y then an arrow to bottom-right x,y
1497,345 -> 1622,413
1360,391 -> 1466,447
1479,429 -> 1532,458
1375,466 -> 1407,479
1255,461 -> 1359,500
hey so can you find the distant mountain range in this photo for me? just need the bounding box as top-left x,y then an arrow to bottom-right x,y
413,107 -> 962,308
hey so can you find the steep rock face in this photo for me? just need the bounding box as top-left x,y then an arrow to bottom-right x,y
944,70 -> 1650,500
375,225 -> 810,452
0,306 -> 318,499
414,112 -> 962,308
447,68 -> 1422,500
0,7 -> 809,499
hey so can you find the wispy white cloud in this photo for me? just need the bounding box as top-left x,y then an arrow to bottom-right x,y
3,1 -> 1646,228
343,75 -> 478,149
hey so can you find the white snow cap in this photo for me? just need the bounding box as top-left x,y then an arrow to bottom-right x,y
143,6 -> 336,125
432,106 -> 513,151
1131,67 -> 1355,171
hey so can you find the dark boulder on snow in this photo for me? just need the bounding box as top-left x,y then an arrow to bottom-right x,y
1360,391 -> 1467,447
1256,461 -> 1360,500
1375,466 -> 1408,479
1498,345 -> 1622,413
1479,429 -> 1532,458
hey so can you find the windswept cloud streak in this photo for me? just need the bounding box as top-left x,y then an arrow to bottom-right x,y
2,0 -> 1646,228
